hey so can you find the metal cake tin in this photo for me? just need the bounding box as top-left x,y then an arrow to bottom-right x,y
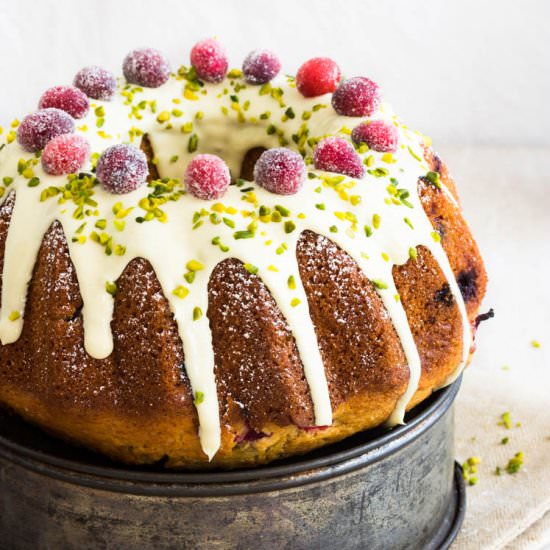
0,378 -> 464,549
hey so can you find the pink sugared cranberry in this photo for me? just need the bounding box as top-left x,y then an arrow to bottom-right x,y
17,108 -> 75,152
254,148 -> 306,195
38,86 -> 90,119
351,120 -> 399,153
190,38 -> 228,83
74,66 -> 117,101
122,48 -> 171,88
332,77 -> 381,117
313,137 -> 364,178
296,57 -> 341,98
242,49 -> 281,85
96,144 -> 149,194
41,134 -> 90,176
184,154 -> 230,200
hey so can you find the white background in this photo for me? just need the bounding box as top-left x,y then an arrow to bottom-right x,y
1,0 -> 548,146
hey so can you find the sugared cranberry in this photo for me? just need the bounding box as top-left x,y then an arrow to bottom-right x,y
96,144 -> 149,194
184,154 -> 230,200
74,66 -> 117,101
242,49 -> 281,85
190,38 -> 228,83
313,137 -> 364,178
351,120 -> 399,153
296,57 -> 341,98
122,48 -> 171,88
41,134 -> 90,176
332,77 -> 381,117
254,148 -> 306,195
38,86 -> 90,119
17,109 -> 75,152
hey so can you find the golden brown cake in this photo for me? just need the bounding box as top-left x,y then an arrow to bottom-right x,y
0,42 -> 487,469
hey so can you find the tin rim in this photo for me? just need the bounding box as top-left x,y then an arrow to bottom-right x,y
0,377 -> 461,496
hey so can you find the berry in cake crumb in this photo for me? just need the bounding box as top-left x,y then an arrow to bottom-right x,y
74,66 -> 117,100
352,120 -> 399,152
313,137 -> 365,178
296,57 -> 341,97
96,144 -> 149,194
38,86 -> 90,119
17,108 -> 75,152
242,49 -> 281,85
41,134 -> 90,175
254,148 -> 306,195
122,48 -> 171,88
184,154 -> 230,200
332,77 -> 382,117
190,38 -> 228,83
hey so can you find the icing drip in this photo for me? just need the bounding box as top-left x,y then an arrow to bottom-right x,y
0,72 -> 471,458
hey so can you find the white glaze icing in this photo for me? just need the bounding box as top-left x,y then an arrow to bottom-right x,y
0,69 -> 471,459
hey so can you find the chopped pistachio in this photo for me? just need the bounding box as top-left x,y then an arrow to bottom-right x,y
194,391 -> 205,405
188,134 -> 199,153
8,311 -> 20,321
105,281 -> 118,296
505,452 -> 524,474
243,263 -> 259,275
172,286 -> 189,299
193,307 -> 203,321
186,260 -> 205,272
372,279 -> 388,290
284,220 -> 296,233
234,230 -> 255,239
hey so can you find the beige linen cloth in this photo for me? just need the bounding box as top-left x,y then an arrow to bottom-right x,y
436,147 -> 550,550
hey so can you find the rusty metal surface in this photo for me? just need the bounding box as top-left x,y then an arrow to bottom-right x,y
0,380 -> 464,549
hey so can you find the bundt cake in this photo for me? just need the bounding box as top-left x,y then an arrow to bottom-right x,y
0,40 -> 487,468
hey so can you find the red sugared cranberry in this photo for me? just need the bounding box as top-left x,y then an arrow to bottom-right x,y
254,148 -> 306,195
332,77 -> 381,117
17,109 -> 75,152
242,49 -> 281,85
190,38 -> 228,83
74,66 -> 117,101
351,120 -> 399,153
38,86 -> 90,119
41,134 -> 90,176
184,154 -> 230,200
296,57 -> 341,98
122,48 -> 171,88
313,137 -> 364,178
96,144 -> 149,194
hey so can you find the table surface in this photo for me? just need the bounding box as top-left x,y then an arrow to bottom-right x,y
438,147 -> 550,550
